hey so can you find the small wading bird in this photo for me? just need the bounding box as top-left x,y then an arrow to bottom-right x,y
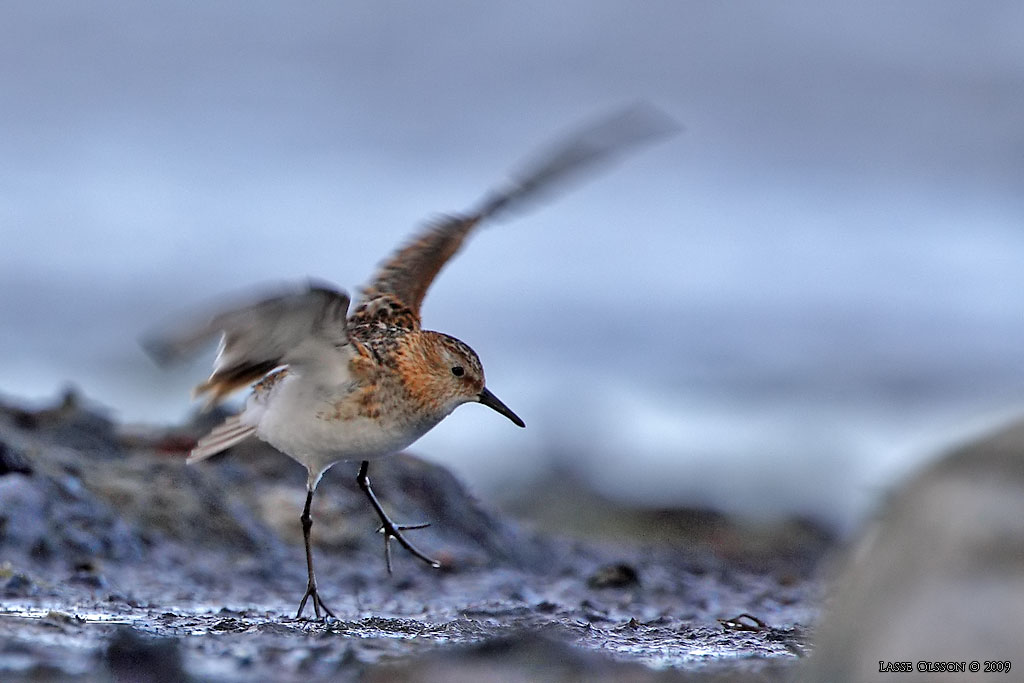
144,105 -> 678,619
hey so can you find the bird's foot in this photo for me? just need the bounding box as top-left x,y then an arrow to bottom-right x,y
357,461 -> 442,573
295,581 -> 337,620
376,516 -> 441,574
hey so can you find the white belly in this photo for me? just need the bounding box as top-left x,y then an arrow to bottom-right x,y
249,372 -> 432,487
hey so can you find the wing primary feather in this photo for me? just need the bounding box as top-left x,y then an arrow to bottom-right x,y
355,103 -> 679,322
470,102 -> 681,222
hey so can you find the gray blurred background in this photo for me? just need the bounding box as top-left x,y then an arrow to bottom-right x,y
3,1 -> 1023,531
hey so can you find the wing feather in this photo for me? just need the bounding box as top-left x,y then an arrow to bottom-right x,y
354,103 -> 679,328
143,281 -> 354,406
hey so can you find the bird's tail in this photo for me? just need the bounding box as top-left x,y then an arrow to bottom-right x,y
188,414 -> 256,463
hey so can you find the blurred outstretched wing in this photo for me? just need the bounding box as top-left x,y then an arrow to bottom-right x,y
143,282 -> 354,406
353,214 -> 481,330
353,103 -> 680,329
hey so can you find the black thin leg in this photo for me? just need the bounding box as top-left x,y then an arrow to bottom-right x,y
295,489 -> 337,620
357,460 -> 440,573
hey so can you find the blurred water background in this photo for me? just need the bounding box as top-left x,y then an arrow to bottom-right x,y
3,2 -> 1023,531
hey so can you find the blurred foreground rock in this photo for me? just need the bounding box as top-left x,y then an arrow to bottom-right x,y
0,389 -> 828,681
804,417 -> 1024,682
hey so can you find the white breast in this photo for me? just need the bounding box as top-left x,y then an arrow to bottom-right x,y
248,371 -> 433,487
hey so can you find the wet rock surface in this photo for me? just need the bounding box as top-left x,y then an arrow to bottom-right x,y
0,392 -> 828,681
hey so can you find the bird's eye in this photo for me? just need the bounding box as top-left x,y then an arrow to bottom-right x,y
451,366 -> 465,377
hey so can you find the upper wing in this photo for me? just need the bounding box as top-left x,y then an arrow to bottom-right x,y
352,214 -> 480,330
143,282 -> 354,405
352,103 -> 680,329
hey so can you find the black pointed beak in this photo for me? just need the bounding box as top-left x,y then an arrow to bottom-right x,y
478,387 -> 526,428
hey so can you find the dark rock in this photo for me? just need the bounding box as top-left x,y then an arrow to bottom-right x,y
0,465 -> 145,566
0,441 -> 32,476
105,628 -> 187,683
4,388 -> 122,457
211,617 -> 254,633
42,609 -> 86,627
70,560 -> 108,589
0,474 -> 49,549
3,572 -> 39,597
587,562 -> 641,589
366,631 -> 668,683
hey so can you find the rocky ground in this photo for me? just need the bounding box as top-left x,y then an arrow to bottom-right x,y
0,390 -> 833,681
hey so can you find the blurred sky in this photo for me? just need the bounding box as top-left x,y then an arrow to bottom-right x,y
3,2 -> 1024,529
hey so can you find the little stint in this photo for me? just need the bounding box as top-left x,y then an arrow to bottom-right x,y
145,104 -> 678,618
